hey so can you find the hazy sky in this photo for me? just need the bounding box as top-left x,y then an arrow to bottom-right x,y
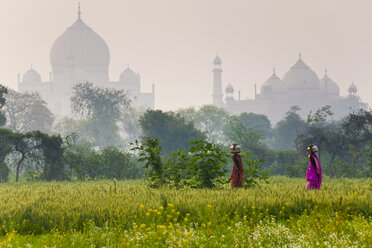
0,0 -> 371,111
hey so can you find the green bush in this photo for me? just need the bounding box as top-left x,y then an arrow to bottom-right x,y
66,144 -> 141,180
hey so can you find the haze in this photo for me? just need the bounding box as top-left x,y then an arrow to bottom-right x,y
0,0 -> 371,111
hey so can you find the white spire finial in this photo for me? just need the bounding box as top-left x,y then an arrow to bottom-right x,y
78,2 -> 81,19
273,66 -> 276,74
299,52 -> 302,60
325,68 -> 328,75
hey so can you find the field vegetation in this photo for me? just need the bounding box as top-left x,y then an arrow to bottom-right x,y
0,177 -> 371,247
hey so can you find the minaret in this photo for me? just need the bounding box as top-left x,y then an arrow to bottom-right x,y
212,54 -> 224,107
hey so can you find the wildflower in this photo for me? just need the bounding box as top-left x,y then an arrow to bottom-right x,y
140,204 -> 145,209
157,225 -> 166,229
140,224 -> 146,228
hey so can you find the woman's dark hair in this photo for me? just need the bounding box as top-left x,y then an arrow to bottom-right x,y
308,144 -> 316,168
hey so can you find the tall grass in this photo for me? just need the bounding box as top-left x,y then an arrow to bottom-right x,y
0,177 -> 371,247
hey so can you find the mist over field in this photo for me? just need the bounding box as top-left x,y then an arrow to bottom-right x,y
0,1 -> 371,247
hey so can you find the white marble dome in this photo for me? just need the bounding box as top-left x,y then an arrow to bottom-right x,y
262,70 -> 285,93
23,67 -> 41,83
120,67 -> 138,82
320,71 -> 340,95
282,56 -> 320,89
50,18 -> 110,69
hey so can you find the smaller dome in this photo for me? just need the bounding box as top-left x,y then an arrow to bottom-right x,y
120,67 -> 138,82
320,70 -> 339,95
23,67 -> 41,83
348,82 -> 357,94
225,83 -> 234,93
261,69 -> 285,93
213,55 -> 222,65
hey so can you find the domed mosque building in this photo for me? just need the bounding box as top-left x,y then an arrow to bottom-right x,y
18,5 -> 154,118
212,53 -> 367,123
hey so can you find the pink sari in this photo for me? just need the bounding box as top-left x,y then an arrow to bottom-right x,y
306,153 -> 322,190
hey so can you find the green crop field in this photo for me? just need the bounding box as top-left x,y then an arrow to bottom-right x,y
0,177 -> 371,247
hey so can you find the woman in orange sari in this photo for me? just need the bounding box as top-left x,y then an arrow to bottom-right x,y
228,144 -> 244,188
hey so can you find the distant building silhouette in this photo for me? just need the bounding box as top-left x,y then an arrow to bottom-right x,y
18,5 -> 154,118
212,54 -> 367,122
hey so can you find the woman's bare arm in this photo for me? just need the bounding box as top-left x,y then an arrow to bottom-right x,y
314,158 -> 320,175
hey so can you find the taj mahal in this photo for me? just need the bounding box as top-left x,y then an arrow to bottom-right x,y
18,6 -> 155,118
212,54 -> 367,123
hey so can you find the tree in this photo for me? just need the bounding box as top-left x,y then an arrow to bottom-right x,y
139,110 -> 205,154
193,105 -> 230,144
188,139 -> 228,188
66,143 -> 141,180
120,107 -> 145,143
132,137 -> 164,187
225,115 -> 267,159
0,84 -> 8,126
54,117 -> 96,144
0,128 -> 13,182
307,105 -> 333,123
296,109 -> 372,177
71,82 -> 130,149
4,90 -> 54,133
11,131 -> 69,182
272,106 -> 306,150
239,112 -> 271,135
176,107 -> 196,123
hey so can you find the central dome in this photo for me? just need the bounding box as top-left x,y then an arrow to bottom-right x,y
282,56 -> 320,89
50,17 -> 110,68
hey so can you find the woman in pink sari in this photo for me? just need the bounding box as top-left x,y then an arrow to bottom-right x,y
306,144 -> 322,190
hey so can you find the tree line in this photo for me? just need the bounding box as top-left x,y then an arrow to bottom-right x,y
0,83 -> 371,183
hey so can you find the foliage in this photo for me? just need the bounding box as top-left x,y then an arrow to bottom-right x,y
0,84 -> 8,126
139,110 -> 205,154
0,128 -> 14,182
188,139 -> 228,188
226,115 -> 267,159
163,149 -> 190,188
0,178 -> 371,246
193,105 -> 230,144
239,112 -> 272,136
132,138 -> 229,188
71,82 -> 130,149
0,128 -> 69,182
307,105 -> 333,123
176,106 -> 196,123
4,90 -> 54,133
34,131 -> 69,181
239,152 -> 268,188
296,109 -> 372,177
65,143 -> 141,180
120,107 -> 144,143
272,106 -> 306,150
131,137 -> 164,187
